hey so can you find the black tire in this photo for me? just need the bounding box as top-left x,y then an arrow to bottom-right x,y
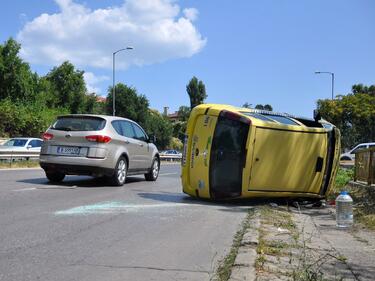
46,171 -> 65,183
145,157 -> 160,181
110,156 -> 127,186
340,156 -> 351,161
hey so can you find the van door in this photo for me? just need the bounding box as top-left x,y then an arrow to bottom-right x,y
249,127 -> 327,194
209,113 -> 250,199
188,114 -> 218,199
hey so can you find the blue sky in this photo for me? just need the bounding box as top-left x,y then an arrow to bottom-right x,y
1,0 -> 374,117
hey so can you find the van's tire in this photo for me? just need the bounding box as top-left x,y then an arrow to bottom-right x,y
46,171 -> 65,183
145,157 -> 160,181
110,156 -> 127,186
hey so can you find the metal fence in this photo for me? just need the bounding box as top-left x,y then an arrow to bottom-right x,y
354,147 -> 375,185
0,150 -> 40,161
159,154 -> 182,162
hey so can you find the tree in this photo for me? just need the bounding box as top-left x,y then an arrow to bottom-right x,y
255,104 -> 273,111
186,76 -> 207,109
317,84 -> 375,149
106,84 -> 149,127
145,109 -> 173,149
242,102 -> 252,108
84,93 -> 106,114
46,61 -> 87,113
264,104 -> 273,111
352,84 -> 375,96
0,38 -> 38,102
177,105 -> 191,122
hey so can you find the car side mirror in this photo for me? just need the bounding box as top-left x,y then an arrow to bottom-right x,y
148,134 -> 156,143
27,145 -> 32,149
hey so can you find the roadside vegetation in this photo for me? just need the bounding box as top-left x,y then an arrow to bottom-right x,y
213,209 -> 254,281
0,160 -> 40,169
256,206 -> 348,281
332,167 -> 375,230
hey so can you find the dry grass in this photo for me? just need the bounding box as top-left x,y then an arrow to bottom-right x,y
0,160 -> 40,169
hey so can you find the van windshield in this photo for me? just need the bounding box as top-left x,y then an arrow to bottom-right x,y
209,115 -> 250,198
52,117 -> 106,131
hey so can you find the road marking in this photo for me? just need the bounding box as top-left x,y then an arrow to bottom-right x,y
159,172 -> 179,176
13,187 -> 37,192
55,201 -> 191,215
0,168 -> 42,171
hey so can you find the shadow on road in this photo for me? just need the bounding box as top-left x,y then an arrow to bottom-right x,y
137,191 -> 303,212
17,175 -> 147,188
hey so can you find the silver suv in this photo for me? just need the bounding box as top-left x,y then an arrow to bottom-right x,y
40,115 -> 160,185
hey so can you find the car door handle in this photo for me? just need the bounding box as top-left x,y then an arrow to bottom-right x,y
124,140 -> 130,144
139,143 -> 144,147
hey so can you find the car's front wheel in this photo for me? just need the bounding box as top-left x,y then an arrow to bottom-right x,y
46,171 -> 65,183
145,157 -> 160,181
110,156 -> 127,186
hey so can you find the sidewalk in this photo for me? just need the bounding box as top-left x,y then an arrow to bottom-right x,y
229,203 -> 375,281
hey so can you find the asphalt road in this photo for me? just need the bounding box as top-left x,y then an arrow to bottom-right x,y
0,163 -> 250,281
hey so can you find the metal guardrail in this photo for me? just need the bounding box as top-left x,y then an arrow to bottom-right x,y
0,150 -> 40,161
160,155 -> 182,161
354,147 -> 375,185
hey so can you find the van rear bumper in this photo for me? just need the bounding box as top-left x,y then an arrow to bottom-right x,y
40,162 -> 114,177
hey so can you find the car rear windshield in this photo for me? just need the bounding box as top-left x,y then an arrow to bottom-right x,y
52,117 -> 106,131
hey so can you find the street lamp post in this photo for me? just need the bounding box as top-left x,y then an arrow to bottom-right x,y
315,71 -> 335,100
112,47 -> 134,116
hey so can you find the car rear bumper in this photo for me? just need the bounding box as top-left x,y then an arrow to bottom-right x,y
39,154 -> 115,176
40,162 -> 114,177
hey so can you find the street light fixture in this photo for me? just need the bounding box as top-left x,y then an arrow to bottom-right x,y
112,46 -> 134,116
315,71 -> 335,100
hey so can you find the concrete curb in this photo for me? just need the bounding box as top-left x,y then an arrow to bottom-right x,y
0,167 -> 42,171
229,211 -> 260,281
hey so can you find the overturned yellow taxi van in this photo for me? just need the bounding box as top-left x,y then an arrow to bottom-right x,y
181,104 -> 340,200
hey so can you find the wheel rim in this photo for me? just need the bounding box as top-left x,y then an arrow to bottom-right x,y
117,160 -> 126,183
152,161 -> 159,178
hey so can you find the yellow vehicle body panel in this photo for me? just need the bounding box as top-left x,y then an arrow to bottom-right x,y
181,104 -> 340,200
248,127 -> 327,193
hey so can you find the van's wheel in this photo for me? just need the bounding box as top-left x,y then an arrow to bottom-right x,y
46,171 -> 65,183
111,156 -> 127,186
145,157 -> 159,181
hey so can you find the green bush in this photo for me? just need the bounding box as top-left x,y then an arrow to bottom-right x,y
0,99 -> 67,137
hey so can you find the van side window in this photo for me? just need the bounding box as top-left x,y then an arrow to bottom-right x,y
267,115 -> 300,126
132,124 -> 147,142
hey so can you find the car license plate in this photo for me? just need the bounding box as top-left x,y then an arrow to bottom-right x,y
57,146 -> 80,155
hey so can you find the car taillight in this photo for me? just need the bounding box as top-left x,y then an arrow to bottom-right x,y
42,132 -> 54,141
85,135 -> 112,143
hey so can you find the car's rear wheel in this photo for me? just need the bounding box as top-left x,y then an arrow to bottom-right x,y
46,171 -> 65,183
110,156 -> 127,186
145,157 -> 159,181
340,156 -> 352,161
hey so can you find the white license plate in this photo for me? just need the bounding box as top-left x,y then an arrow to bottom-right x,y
57,146 -> 80,155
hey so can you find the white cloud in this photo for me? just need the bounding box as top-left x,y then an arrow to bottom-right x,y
83,72 -> 109,94
183,8 -> 198,22
17,0 -> 206,70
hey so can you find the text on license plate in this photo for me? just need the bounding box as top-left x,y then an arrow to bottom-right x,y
57,146 -> 80,155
